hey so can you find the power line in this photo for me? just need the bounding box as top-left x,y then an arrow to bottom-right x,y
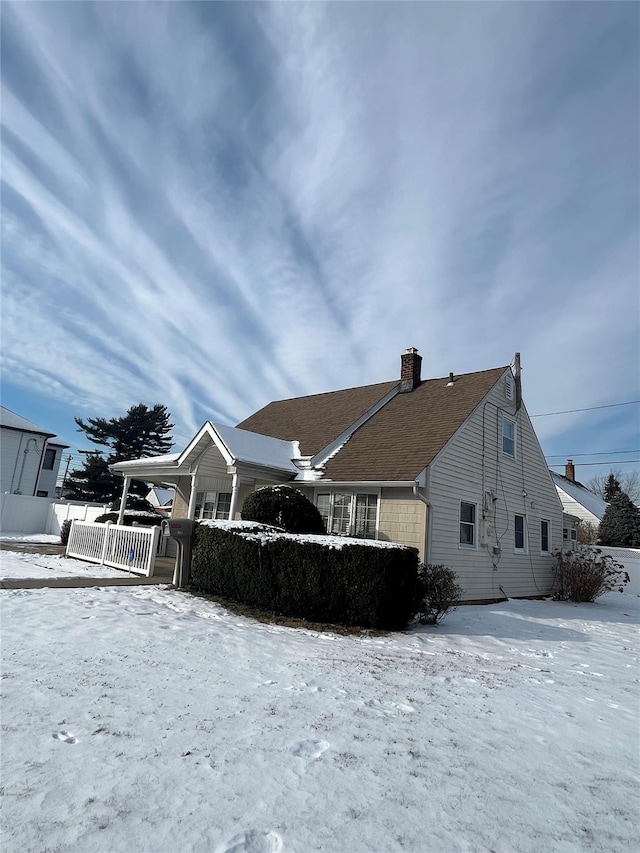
545,450 -> 640,458
531,400 -> 640,417
549,460 -> 640,467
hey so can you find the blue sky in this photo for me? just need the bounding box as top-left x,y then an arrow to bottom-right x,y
1,1 -> 638,483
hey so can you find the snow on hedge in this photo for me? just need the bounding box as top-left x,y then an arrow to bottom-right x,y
200,519 -> 410,549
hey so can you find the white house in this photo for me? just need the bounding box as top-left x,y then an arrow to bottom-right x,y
551,461 -> 608,529
0,407 -> 68,498
112,349 -> 563,602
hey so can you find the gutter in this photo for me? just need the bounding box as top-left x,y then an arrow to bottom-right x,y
413,481 -> 432,565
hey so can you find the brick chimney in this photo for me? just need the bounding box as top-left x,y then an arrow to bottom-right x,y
399,347 -> 422,392
565,459 -> 575,482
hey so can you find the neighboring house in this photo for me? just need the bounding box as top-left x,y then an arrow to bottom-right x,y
111,349 -> 563,602
551,461 -> 608,531
0,407 -> 69,498
147,486 -> 175,514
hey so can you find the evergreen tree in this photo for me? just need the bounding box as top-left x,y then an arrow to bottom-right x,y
64,453 -> 116,503
598,492 -> 640,547
603,474 -> 622,502
66,404 -> 174,505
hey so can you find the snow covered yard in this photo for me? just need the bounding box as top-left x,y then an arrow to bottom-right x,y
0,550 -> 139,581
1,569 -> 638,853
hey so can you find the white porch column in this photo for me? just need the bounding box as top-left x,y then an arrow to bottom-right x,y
228,472 -> 240,520
117,476 -> 131,525
187,474 -> 198,519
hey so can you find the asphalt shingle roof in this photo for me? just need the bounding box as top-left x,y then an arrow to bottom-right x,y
238,367 -> 508,482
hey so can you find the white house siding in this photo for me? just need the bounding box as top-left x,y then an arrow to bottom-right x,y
554,486 -> 602,527
35,443 -> 65,497
0,428 -> 48,496
427,378 -> 563,601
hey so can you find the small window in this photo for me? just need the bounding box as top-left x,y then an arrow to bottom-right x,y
515,514 -> 527,551
459,501 -> 476,547
354,494 -> 378,539
317,494 -> 330,529
42,448 -> 56,470
331,494 -> 352,535
563,528 -> 577,542
502,418 -> 515,457
540,520 -> 550,553
215,492 -> 232,520
36,490 -> 48,497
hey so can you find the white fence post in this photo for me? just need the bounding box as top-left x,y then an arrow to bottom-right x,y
100,521 -> 113,565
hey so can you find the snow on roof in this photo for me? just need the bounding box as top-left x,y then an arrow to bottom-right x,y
200,519 -> 410,550
0,406 -> 55,436
551,472 -> 608,520
113,452 -> 181,469
212,422 -> 300,473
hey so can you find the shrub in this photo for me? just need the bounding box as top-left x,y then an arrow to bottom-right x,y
414,563 -> 463,625
190,523 -> 419,630
60,519 -> 72,546
94,511 -> 162,527
552,548 -> 629,602
241,486 -> 325,534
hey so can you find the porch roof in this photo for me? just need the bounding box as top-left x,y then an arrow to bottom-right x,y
110,421 -> 300,482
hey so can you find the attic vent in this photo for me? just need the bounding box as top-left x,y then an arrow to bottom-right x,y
505,376 -> 515,401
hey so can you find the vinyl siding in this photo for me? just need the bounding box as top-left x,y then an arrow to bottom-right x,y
427,376 -> 563,601
0,428 -> 48,496
378,488 -> 425,553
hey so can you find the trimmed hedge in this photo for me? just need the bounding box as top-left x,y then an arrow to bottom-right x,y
241,485 -> 326,534
94,511 -> 162,527
190,523 -> 419,630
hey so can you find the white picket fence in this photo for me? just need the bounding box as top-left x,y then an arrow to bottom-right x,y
66,521 -> 160,577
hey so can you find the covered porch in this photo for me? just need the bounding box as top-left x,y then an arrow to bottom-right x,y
110,421 -> 301,528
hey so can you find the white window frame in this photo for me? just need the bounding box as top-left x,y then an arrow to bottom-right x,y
540,519 -> 551,554
514,513 -> 527,553
459,500 -> 477,549
194,490 -> 233,521
563,528 -> 577,542
315,491 -> 380,539
502,416 -> 516,458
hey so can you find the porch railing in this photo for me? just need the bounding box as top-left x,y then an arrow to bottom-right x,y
66,520 -> 161,577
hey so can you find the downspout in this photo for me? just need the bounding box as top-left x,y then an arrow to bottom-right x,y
228,472 -> 240,520
117,476 -> 131,525
413,482 -> 432,565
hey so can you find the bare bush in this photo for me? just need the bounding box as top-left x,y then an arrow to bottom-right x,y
552,548 -> 629,603
414,563 -> 463,625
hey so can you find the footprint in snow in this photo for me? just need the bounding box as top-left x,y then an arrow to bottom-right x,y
52,730 -> 77,744
216,829 -> 282,853
290,739 -> 330,760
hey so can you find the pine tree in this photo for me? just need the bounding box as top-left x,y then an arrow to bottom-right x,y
66,404 -> 174,505
603,474 -> 622,502
598,492 -> 640,547
64,452 -> 116,503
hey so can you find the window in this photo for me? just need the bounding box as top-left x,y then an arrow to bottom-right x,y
563,528 -> 577,542
36,490 -> 48,497
42,448 -> 56,470
514,514 -> 527,552
316,492 -> 379,538
194,490 -> 232,521
502,417 -> 515,457
540,520 -> 550,553
354,494 -> 378,539
215,492 -> 232,520
459,501 -> 476,547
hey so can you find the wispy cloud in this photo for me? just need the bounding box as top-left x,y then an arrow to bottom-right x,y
1,1 -> 638,454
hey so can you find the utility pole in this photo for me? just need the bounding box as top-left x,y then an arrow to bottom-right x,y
59,454 -> 73,497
